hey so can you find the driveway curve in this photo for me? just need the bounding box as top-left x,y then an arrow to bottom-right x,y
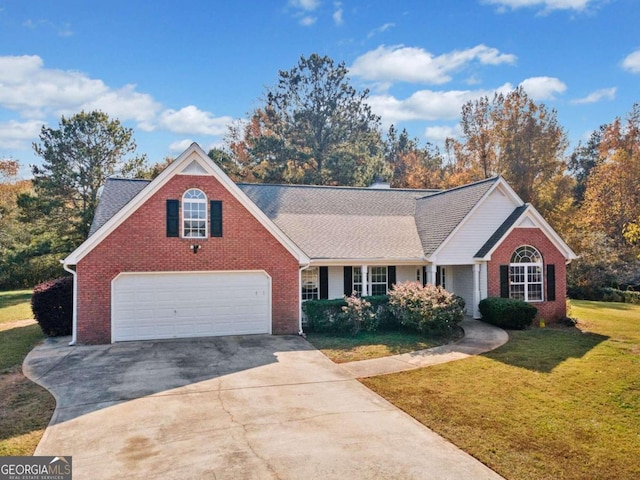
24,321 -> 505,480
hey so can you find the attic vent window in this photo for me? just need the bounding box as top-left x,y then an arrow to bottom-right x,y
183,189 -> 207,238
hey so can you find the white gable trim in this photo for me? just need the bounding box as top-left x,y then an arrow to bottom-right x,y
427,177 -> 523,263
63,143 -> 310,265
477,204 -> 578,261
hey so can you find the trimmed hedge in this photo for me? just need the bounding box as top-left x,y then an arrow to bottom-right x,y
31,276 -> 73,336
478,297 -> 537,330
303,295 -> 396,333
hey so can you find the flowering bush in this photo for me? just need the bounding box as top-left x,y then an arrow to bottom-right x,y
341,294 -> 376,335
388,281 -> 465,335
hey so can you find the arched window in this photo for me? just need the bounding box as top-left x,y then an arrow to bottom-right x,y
509,245 -> 543,302
182,189 -> 207,238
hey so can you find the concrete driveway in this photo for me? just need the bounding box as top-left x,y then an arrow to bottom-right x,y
25,334 -> 503,479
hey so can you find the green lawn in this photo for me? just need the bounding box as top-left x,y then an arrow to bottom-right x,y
306,329 -> 460,363
0,290 -> 55,456
0,290 -> 33,324
362,300 -> 640,480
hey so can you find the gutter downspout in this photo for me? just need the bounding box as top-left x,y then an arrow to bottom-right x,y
299,263 -> 311,337
61,261 -> 77,346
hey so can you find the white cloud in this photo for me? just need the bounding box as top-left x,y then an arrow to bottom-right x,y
333,2 -> 343,25
0,55 -> 235,149
0,120 -> 44,150
158,106 -> 233,136
367,22 -> 395,39
424,125 -> 461,143
483,0 -> 597,13
519,76 -> 566,100
572,87 -> 616,104
299,15 -> 317,26
350,44 -> 516,85
367,83 -> 514,126
0,55 -> 160,125
169,139 -> 195,152
289,0 -> 320,10
622,48 -> 640,73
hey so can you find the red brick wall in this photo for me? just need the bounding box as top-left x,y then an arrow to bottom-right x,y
487,228 -> 567,322
76,174 -> 300,344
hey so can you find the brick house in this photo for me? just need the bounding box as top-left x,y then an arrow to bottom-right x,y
62,143 -> 577,344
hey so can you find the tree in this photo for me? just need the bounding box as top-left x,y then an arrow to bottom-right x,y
581,104 -> 640,247
446,87 -> 571,226
25,111 -> 146,243
385,126 -> 444,189
568,126 -> 605,205
227,54 -> 387,186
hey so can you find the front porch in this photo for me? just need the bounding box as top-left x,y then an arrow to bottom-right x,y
300,262 -> 488,319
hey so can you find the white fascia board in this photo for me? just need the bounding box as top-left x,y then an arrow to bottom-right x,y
308,257 -> 427,266
63,143 -> 309,265
428,176 -> 524,261
478,204 -> 578,261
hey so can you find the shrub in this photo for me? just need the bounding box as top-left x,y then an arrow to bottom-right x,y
341,294 -> 376,335
388,281 -> 465,335
478,297 -> 537,330
31,276 -> 73,336
302,298 -> 347,333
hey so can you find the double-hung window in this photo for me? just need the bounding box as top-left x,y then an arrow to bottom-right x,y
352,266 -> 388,296
370,266 -> 388,296
302,267 -> 319,301
182,189 -> 207,238
509,246 -> 543,302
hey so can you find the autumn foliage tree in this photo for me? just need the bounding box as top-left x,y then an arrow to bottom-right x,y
445,87 -> 572,229
581,104 -> 640,248
225,54 -> 388,186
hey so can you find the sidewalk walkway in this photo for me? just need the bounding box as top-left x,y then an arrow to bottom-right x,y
340,318 -> 508,378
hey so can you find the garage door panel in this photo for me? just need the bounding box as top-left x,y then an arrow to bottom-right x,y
112,272 -> 271,342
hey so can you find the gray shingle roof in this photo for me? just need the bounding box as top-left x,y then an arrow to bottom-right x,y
414,177 -> 498,255
474,204 -> 529,258
238,184 -> 437,260
88,178 -> 150,236
88,176 -> 504,261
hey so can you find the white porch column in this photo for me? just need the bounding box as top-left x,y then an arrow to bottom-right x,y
473,263 -> 481,319
429,264 -> 437,285
361,265 -> 369,296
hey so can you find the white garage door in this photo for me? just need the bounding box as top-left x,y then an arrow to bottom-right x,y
112,271 -> 271,342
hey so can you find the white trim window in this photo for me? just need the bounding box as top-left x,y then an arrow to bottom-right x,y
370,266 -> 388,296
353,267 -> 363,295
510,245 -> 543,302
182,189 -> 207,238
302,267 -> 319,301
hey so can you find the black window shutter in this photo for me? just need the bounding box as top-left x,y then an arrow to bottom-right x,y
436,267 -> 441,287
387,266 -> 396,291
319,267 -> 329,299
500,265 -> 510,298
166,199 -> 179,237
343,266 -> 353,296
547,264 -> 556,301
422,266 -> 427,286
210,200 -> 222,237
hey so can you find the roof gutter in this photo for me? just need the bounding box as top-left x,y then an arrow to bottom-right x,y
61,260 -> 77,346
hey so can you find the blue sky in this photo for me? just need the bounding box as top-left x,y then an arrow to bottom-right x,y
1,0 -> 638,177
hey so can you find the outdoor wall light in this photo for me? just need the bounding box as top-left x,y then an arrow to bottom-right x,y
190,244 -> 201,254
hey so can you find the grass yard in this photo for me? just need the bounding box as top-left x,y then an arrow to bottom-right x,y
0,290 -> 55,456
362,300 -> 640,480
0,290 -> 33,324
306,329 -> 460,363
